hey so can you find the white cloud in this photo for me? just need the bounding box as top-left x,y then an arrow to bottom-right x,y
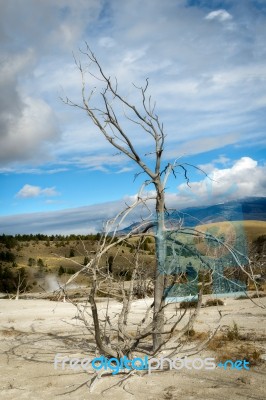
16,185 -> 41,198
0,91 -> 60,166
115,167 -> 134,174
205,9 -> 233,22
174,157 -> 266,208
16,184 -> 59,199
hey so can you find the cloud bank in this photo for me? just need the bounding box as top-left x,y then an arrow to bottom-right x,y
1,157 -> 265,234
0,0 -> 265,171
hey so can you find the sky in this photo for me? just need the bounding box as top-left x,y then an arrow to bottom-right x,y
0,0 -> 266,234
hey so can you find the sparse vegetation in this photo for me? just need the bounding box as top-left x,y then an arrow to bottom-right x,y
205,320 -> 264,367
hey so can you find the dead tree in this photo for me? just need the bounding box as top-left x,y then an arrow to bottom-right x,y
62,45 -> 263,358
62,44 -> 210,350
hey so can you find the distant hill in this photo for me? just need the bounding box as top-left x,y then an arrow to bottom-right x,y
118,197 -> 266,234
170,196 -> 266,227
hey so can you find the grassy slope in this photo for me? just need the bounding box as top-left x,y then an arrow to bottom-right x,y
195,220 -> 266,243
13,221 -> 266,271
9,237 -> 155,291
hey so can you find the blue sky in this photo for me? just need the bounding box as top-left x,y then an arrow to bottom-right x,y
0,0 -> 266,234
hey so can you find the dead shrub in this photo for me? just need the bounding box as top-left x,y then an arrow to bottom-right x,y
205,298 -> 224,307
206,322 -> 263,367
180,300 -> 198,309
236,295 -> 249,300
216,344 -> 263,366
227,321 -> 239,341
184,330 -> 209,342
252,292 -> 266,298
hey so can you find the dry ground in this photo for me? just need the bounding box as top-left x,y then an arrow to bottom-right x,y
0,295 -> 265,400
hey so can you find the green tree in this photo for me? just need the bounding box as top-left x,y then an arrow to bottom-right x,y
69,249 -> 75,258
58,266 -> 65,276
83,256 -> 89,265
37,258 -> 45,268
28,257 -> 36,267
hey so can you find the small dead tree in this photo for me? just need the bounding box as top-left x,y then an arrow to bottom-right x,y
7,268 -> 29,300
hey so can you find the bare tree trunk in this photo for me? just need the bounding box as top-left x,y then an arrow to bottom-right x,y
153,182 -> 166,350
15,271 -> 24,300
